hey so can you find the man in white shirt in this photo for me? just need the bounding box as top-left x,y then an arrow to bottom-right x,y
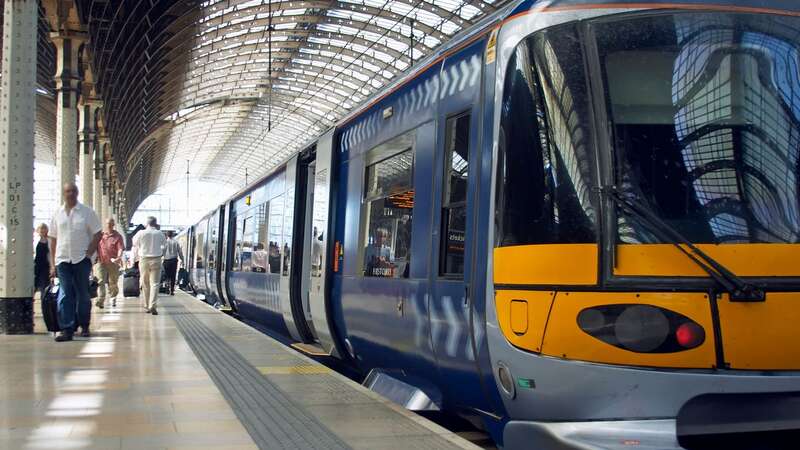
133,217 -> 166,315
49,182 -> 102,341
161,231 -> 183,295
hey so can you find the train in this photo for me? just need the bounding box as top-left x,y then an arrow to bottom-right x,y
179,1 -> 800,448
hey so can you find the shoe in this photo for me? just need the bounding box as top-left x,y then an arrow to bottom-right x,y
54,331 -> 73,342
95,300 -> 104,309
150,309 -> 158,315
112,299 -> 117,307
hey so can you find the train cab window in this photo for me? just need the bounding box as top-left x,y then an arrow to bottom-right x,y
440,113 -> 470,276
496,24 -> 598,247
594,13 -> 800,244
361,134 -> 415,278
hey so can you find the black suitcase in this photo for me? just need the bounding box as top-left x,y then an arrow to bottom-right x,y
122,268 -> 140,297
159,267 -> 169,294
89,276 -> 99,298
177,268 -> 189,289
42,283 -> 61,333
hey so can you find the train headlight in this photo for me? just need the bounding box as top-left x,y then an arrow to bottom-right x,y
497,362 -> 516,399
577,304 -> 705,353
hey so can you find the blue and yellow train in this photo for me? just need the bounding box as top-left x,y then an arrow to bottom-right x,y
182,1 -> 800,448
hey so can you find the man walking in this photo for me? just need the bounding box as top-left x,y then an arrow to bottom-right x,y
162,231 -> 183,295
134,217 -> 165,315
49,183 -> 102,341
95,218 -> 125,308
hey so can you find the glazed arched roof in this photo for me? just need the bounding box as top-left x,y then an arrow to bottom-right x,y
76,0 -> 512,215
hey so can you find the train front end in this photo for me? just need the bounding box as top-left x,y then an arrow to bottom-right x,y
486,2 -> 800,448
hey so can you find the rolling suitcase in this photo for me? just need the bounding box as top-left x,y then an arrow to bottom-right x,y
42,283 -> 61,333
122,268 -> 140,297
159,267 -> 169,294
177,268 -> 189,290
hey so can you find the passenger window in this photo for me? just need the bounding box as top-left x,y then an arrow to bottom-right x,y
253,202 -> 270,273
361,138 -> 414,278
241,216 -> 253,272
208,219 -> 218,270
194,231 -> 205,269
269,195 -> 284,274
495,25 -> 598,247
282,186 -> 295,276
232,216 -> 244,272
441,113 -> 470,276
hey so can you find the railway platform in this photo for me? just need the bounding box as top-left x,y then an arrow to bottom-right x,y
0,292 -> 478,450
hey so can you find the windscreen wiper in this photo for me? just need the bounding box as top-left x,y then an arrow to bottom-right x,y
604,186 -> 765,302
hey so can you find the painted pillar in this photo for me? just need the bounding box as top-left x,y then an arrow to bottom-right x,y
0,0 -> 37,334
50,31 -> 84,193
78,102 -> 98,206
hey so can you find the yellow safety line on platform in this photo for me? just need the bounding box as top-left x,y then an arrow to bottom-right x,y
258,365 -> 332,375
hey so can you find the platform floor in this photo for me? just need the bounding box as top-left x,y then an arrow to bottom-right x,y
0,291 -> 478,450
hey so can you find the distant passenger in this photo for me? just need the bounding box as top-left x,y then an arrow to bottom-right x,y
33,223 -> 51,301
49,182 -> 102,341
94,218 -> 125,309
162,231 -> 183,295
134,217 -> 165,315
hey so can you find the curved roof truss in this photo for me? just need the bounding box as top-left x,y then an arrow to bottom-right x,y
76,0 -> 511,215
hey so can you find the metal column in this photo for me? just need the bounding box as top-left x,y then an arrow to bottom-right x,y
49,31 -> 84,193
0,0 -> 37,334
78,102 -> 98,207
94,139 -> 105,214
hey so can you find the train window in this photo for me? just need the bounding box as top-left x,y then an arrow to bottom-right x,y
208,218 -> 217,270
361,136 -> 414,278
253,202 -> 270,273
594,12 -> 800,244
241,216 -> 254,272
231,216 -> 244,272
269,195 -> 284,274
441,112 -> 470,276
282,186 -> 295,276
194,231 -> 205,269
310,167 -> 328,278
495,24 -> 598,247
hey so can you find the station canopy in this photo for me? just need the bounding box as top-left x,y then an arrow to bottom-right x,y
77,0 -> 512,214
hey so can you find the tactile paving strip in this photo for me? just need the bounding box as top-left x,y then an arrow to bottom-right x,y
166,301 -> 350,450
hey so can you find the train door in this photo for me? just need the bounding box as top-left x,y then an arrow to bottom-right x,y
205,211 -> 220,304
430,44 -> 496,415
215,204 -> 233,310
192,219 -> 208,294
279,154 -> 316,342
302,130 -> 341,355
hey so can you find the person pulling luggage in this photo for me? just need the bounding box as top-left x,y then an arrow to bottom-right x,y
49,182 -> 102,341
94,218 -> 125,308
133,217 -> 165,315
162,231 -> 183,295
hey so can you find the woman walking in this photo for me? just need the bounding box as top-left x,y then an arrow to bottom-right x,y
34,223 -> 51,298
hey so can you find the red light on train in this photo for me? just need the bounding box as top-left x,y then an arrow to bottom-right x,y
676,322 -> 705,349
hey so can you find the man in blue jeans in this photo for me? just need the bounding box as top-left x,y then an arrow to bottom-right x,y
49,182 -> 102,342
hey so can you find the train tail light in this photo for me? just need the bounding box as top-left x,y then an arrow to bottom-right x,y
577,304 -> 705,353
